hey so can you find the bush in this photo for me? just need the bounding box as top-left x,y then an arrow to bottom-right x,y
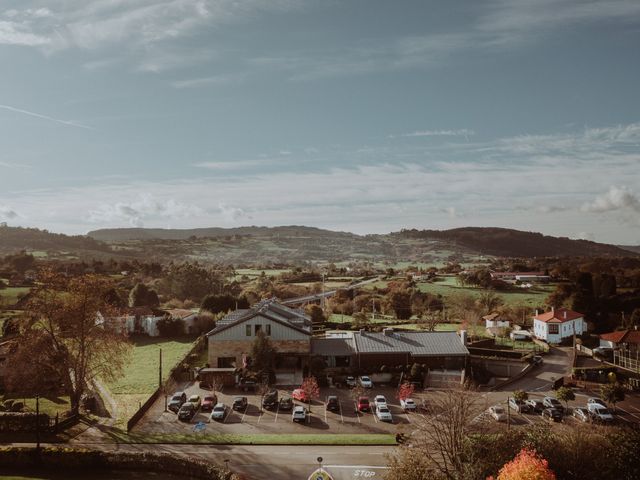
156,317 -> 184,336
10,401 -> 24,412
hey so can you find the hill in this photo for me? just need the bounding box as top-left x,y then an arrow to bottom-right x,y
397,227 -> 634,258
0,225 -> 111,257
619,245 -> 640,254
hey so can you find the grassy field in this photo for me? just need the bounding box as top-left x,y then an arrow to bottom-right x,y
1,395 -> 71,418
108,337 -> 196,395
0,286 -> 30,305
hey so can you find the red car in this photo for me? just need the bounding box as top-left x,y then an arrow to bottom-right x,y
201,394 -> 217,412
292,388 -> 309,402
357,396 -> 371,412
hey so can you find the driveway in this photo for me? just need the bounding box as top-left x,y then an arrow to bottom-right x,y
498,346 -> 573,393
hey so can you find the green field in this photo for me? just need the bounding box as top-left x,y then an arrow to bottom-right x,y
0,287 -> 30,305
108,337 -> 196,395
0,396 -> 70,418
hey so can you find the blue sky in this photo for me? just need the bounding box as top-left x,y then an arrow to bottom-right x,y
1,1 -> 639,244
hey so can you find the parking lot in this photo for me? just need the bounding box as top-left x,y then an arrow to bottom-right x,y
135,380 -> 640,436
136,382 -> 428,435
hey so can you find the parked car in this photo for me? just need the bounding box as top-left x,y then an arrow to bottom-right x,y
358,376 -> 373,388
210,403 -> 227,421
400,398 -> 417,412
588,404 -> 614,423
202,394 -> 218,412
292,405 -> 307,423
543,396 -> 564,412
177,403 -> 196,422
188,395 -> 202,410
326,395 -> 340,412
525,399 -> 545,414
531,355 -> 544,366
346,376 -> 357,388
357,396 -> 371,412
573,407 -> 590,422
168,391 -> 187,413
489,405 -> 507,422
375,404 -> 393,422
509,398 -> 530,414
279,396 -> 293,411
262,389 -> 278,410
292,388 -> 309,402
542,408 -> 563,422
232,396 -> 248,411
587,397 -> 607,408
374,395 -> 388,408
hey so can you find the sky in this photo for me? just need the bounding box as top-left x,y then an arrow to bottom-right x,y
0,0 -> 639,244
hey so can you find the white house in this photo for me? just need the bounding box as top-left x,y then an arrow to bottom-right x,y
483,313 -> 510,329
532,307 -> 585,343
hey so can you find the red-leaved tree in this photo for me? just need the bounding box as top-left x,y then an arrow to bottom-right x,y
397,381 -> 415,401
492,448 -> 556,480
300,376 -> 320,412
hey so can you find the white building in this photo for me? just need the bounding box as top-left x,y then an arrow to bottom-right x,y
532,307 -> 585,343
483,313 -> 510,329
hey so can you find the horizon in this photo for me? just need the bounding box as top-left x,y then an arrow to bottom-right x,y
1,1 -> 640,244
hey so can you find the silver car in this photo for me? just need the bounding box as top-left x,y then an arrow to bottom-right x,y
209,403 -> 227,421
572,407 -> 590,422
375,404 -> 393,422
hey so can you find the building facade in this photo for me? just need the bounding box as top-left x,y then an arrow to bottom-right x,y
533,308 -> 585,343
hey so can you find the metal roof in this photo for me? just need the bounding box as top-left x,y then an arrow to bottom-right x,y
311,337 -> 357,356
354,330 -> 469,356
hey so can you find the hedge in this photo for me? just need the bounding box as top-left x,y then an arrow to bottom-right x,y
0,447 -> 238,480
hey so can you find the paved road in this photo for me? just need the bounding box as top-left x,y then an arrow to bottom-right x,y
11,442 -> 392,480
497,346 -> 573,393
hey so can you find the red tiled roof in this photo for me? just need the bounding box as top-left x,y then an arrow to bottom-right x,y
534,308 -> 583,323
600,330 -> 640,344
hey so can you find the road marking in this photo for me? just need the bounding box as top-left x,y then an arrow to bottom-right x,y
339,401 -> 344,423
617,407 -> 640,421
223,408 -> 231,423
274,403 -> 280,423
240,405 -> 248,423
372,408 -> 378,423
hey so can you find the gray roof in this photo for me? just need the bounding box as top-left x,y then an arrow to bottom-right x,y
354,331 -> 469,357
311,337 -> 357,357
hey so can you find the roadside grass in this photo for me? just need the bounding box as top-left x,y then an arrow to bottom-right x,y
113,432 -> 396,446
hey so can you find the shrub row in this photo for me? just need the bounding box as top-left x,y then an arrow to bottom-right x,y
0,413 -> 50,433
0,447 -> 238,480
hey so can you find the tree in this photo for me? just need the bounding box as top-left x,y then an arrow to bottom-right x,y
353,310 -> 369,329
306,304 -> 326,327
600,382 -> 625,412
161,263 -> 222,302
555,386 -> 575,411
201,294 -> 249,314
257,380 -> 271,414
417,310 -> 443,331
300,376 -> 320,413
512,390 -> 528,403
495,448 -> 556,480
477,290 -> 504,315
250,330 -> 276,379
128,282 -> 159,308
4,270 -> 131,413
397,382 -> 415,401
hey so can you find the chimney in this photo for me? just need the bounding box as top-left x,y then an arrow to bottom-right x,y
460,330 -> 468,345
551,306 -> 554,314
359,328 -> 365,336
564,311 -> 567,319
535,309 -> 539,316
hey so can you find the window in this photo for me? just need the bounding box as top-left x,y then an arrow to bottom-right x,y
254,324 -> 262,335
266,324 -> 271,336
246,325 -> 251,336
548,324 -> 559,334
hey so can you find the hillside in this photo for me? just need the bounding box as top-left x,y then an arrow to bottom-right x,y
619,245 -> 640,254
397,227 -> 635,258
0,225 -> 111,257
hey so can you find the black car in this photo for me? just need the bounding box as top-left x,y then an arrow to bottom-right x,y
168,391 -> 187,413
262,389 -> 278,410
543,397 -> 564,412
279,396 -> 293,411
326,395 -> 340,412
177,403 -> 196,422
542,408 -> 563,422
232,396 -> 248,411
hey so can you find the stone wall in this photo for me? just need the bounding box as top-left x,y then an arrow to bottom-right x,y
208,338 -> 310,367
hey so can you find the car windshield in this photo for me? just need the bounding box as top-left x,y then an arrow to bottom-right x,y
360,399 -> 369,404
171,395 -> 182,401
597,408 -> 611,415
180,404 -> 193,411
361,377 -> 370,381
494,408 -> 504,414
379,407 -> 390,413
405,400 -> 414,404
214,406 -> 224,412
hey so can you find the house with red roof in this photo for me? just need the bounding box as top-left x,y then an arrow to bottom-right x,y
599,329 -> 640,353
532,307 -> 586,343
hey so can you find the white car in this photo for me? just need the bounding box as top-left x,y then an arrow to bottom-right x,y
374,395 -> 388,408
345,376 -> 357,387
489,405 -> 507,422
358,376 -> 373,388
400,398 -> 417,412
209,403 -> 227,421
375,404 -> 393,422
587,397 -> 606,408
292,405 -> 307,423
588,403 -> 614,423
572,407 -> 590,423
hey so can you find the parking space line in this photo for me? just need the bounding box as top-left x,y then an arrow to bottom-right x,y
257,409 -> 263,424
339,401 -> 344,423
372,408 -> 378,423
354,402 -> 361,423
223,408 -> 231,423
274,403 -> 280,423
240,406 -> 248,423
324,403 -> 328,424
617,407 -> 640,421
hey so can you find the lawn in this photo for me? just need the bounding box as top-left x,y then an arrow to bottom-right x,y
0,286 -> 30,305
1,395 -> 71,418
115,432 -> 397,445
108,337 -> 196,395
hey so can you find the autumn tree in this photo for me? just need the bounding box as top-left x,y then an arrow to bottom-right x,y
495,448 -> 556,480
4,270 -> 131,413
512,390 -> 528,403
555,386 -> 575,411
600,382 -> 625,412
397,382 -> 415,401
300,376 -> 320,412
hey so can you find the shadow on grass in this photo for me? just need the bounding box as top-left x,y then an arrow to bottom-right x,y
128,335 -> 197,347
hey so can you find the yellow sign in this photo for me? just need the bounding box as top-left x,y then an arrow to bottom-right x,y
307,467 -> 334,480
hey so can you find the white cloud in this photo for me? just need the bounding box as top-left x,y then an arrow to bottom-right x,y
218,202 -> 250,222
391,129 -> 475,139
0,20 -> 50,46
0,206 -> 18,219
581,186 -> 640,214
171,73 -> 243,88
0,104 -> 93,130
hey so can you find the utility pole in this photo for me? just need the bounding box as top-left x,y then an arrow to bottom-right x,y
371,298 -> 375,322
36,395 -> 40,452
321,272 -> 326,312
159,348 -> 163,390
506,396 -> 511,430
